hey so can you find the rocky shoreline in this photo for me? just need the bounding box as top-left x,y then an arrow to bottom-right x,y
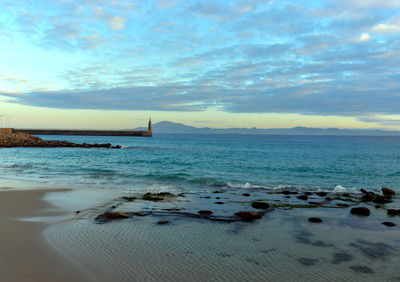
87,187 -> 399,228
0,128 -> 121,148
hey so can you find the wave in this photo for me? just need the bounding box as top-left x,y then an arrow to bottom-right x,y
224,182 -> 363,193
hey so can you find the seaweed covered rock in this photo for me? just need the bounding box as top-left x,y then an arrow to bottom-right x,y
142,192 -> 176,201
235,211 -> 263,221
95,211 -> 130,222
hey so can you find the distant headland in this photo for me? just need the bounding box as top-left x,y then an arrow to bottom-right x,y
135,121 -> 400,136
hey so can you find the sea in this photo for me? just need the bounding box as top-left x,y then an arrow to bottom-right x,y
2,134 -> 400,281
1,134 -> 400,193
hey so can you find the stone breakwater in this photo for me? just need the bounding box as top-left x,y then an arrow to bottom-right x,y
0,128 -> 121,148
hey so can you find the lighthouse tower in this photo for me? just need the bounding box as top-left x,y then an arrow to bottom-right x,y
148,118 -> 152,131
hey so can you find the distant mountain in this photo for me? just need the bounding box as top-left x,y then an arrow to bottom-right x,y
135,121 -> 400,136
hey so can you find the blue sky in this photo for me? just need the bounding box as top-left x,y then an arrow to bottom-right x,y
0,0 -> 400,129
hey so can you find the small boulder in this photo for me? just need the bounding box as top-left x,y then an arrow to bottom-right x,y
373,196 -> 391,204
242,193 -> 251,197
157,220 -> 170,225
235,211 -> 263,221
304,192 -> 313,196
360,188 -> 368,194
198,210 -> 213,215
308,217 -> 322,223
382,221 -> 396,227
251,202 -> 270,209
308,201 -> 322,206
350,207 -> 370,216
316,192 -> 327,197
361,194 -> 375,202
387,209 -> 400,216
214,201 -> 225,205
382,187 -> 396,197
297,195 -> 308,201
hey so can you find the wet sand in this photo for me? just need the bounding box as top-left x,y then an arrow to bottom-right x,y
0,188 -> 91,282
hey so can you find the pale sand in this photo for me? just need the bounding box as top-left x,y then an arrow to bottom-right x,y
0,188 -> 91,282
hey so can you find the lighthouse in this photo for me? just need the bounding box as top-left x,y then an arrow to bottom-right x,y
148,118 -> 152,131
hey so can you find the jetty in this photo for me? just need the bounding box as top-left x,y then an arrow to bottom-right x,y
0,128 -> 121,148
16,119 -> 153,137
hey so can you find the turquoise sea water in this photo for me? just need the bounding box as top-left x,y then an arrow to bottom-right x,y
4,133 -> 400,281
1,134 -> 400,193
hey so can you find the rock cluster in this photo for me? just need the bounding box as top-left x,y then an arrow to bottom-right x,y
0,129 -> 121,148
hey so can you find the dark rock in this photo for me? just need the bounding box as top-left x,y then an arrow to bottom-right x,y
75,210 -> 80,214
350,207 -> 370,216
382,187 -> 396,197
297,195 -> 308,200
142,193 -> 163,201
382,221 -> 396,227
316,192 -> 327,197
360,188 -> 368,194
325,196 -> 333,201
242,193 -> 251,197
361,193 -> 375,202
308,201 -> 322,206
281,190 -> 291,195
96,211 -> 130,222
251,202 -> 270,209
215,201 -> 225,205
122,196 -> 137,201
343,193 -> 350,197
215,197 -> 220,199
235,211 -> 263,221
156,192 -> 176,197
213,190 -> 223,193
111,205 -> 116,209
387,209 -> 400,216
304,192 -> 313,196
157,220 -> 170,225
308,217 -> 322,223
142,192 -> 175,201
373,196 -> 391,204
198,210 -> 213,215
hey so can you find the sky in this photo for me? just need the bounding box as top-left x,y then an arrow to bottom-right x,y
0,0 -> 399,130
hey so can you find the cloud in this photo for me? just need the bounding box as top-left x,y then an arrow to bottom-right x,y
372,23 -> 400,34
1,0 -> 400,122
359,33 -> 371,41
107,16 -> 127,31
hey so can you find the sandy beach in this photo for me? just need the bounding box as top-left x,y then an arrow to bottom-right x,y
0,187 -> 91,282
1,178 -> 400,281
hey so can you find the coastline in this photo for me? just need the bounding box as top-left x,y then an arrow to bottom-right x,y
1,180 -> 400,280
0,186 -> 92,282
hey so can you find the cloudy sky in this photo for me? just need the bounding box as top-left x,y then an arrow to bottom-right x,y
0,0 -> 399,129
